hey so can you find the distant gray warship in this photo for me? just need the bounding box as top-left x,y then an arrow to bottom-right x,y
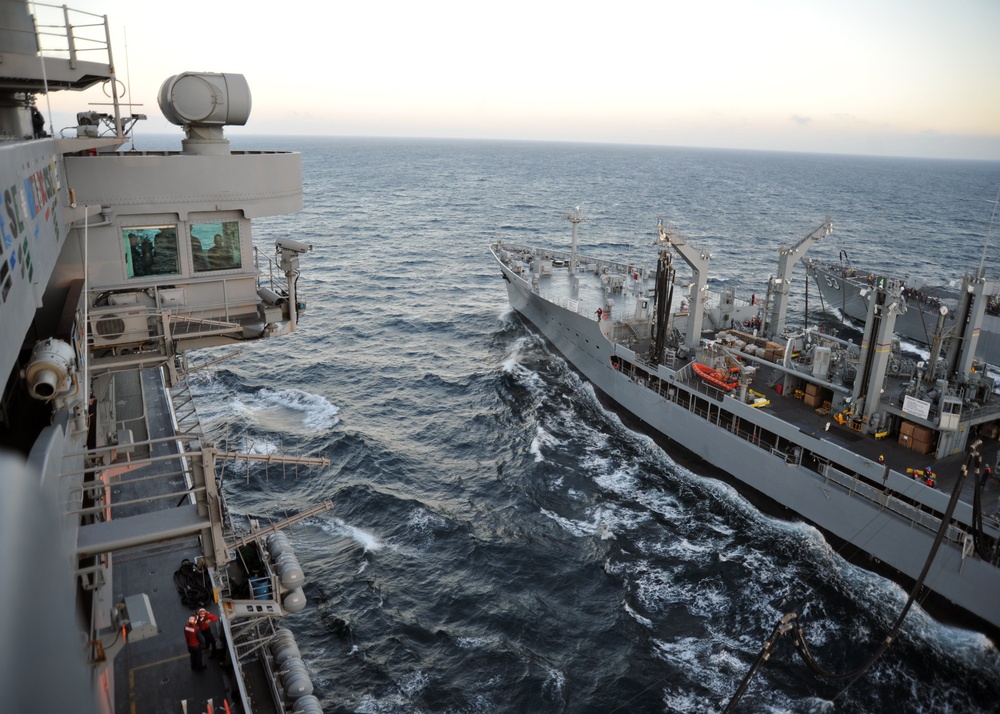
1,2 -> 327,712
491,213 -> 1000,637
806,253 -> 1000,366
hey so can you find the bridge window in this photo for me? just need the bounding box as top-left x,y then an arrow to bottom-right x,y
190,221 -> 241,272
123,225 -> 179,278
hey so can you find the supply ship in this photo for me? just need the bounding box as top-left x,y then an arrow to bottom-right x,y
491,213 -> 1000,637
805,252 -> 1000,366
1,2 -> 328,711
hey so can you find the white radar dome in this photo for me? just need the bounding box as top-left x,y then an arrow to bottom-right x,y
157,72 -> 251,126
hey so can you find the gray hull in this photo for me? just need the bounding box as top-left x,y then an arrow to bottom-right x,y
809,261 -> 1000,365
497,253 -> 1000,632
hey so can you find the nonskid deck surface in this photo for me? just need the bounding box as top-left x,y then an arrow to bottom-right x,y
109,369 -> 241,714
518,250 -> 648,320
707,364 -> 1000,506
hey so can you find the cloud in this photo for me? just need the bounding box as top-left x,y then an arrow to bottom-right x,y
790,115 -> 813,127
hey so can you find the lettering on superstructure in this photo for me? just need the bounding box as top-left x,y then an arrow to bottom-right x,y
0,157 -> 61,304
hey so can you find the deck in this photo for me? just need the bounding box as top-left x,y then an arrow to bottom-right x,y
105,369 -> 243,714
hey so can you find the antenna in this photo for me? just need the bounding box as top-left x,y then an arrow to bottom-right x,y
124,27 -> 135,150
979,186 -> 999,280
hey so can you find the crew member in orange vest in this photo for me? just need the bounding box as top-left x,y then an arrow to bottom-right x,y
184,616 -> 206,671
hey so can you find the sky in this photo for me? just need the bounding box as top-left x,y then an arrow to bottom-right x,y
38,0 -> 1000,160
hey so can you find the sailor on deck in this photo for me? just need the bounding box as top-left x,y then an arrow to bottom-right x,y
184,616 -> 206,671
197,607 -> 221,658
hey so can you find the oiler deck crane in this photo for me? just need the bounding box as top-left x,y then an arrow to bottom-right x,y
656,218 -> 711,351
764,217 -> 833,340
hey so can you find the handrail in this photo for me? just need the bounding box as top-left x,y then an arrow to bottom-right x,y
27,2 -> 111,62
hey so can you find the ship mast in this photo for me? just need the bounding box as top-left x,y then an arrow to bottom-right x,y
978,186 -> 999,279
565,207 -> 586,276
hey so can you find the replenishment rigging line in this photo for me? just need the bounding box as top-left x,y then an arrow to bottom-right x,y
722,440 -> 982,713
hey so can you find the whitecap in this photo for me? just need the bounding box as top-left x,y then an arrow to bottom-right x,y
540,507 -> 600,537
407,506 -> 448,531
223,386 -> 340,435
397,669 -> 430,696
541,503 -> 648,539
625,601 -> 653,629
219,431 -> 280,455
541,664 -> 566,700
251,386 -> 340,431
529,425 -> 562,462
318,516 -> 383,552
593,464 -> 639,494
456,634 -> 504,650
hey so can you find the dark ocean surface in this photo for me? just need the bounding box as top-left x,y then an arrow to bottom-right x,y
171,136 -> 1000,713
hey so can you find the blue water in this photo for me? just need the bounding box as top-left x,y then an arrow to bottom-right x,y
181,137 -> 1000,713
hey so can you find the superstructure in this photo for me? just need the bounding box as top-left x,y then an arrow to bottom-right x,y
1,2 -> 328,711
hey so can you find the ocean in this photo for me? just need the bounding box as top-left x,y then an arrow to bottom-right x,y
175,136 -> 1000,713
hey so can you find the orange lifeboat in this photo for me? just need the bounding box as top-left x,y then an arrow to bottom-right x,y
692,362 -> 738,392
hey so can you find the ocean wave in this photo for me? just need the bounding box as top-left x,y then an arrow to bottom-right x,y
540,502 -> 650,540
624,601 -> 653,629
541,665 -> 566,702
529,425 -> 561,462
250,386 -> 340,431
205,141 -> 1000,711
317,515 -> 383,552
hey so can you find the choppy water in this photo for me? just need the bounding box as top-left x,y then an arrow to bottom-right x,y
178,136 -> 1000,713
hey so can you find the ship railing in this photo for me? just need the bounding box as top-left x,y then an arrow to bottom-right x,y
88,298 -> 244,329
87,305 -> 240,374
540,293 -> 583,314
877,391 -> 1000,431
27,3 -> 126,138
494,241 -> 644,276
224,613 -> 290,711
64,433 -> 205,520
228,616 -> 279,662
253,244 -> 294,302
168,369 -> 208,438
30,3 -> 111,66
86,287 -> 279,363
697,390 -> 998,548
954,400 -> 1000,423
609,318 -> 651,347
819,463 -> 976,548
